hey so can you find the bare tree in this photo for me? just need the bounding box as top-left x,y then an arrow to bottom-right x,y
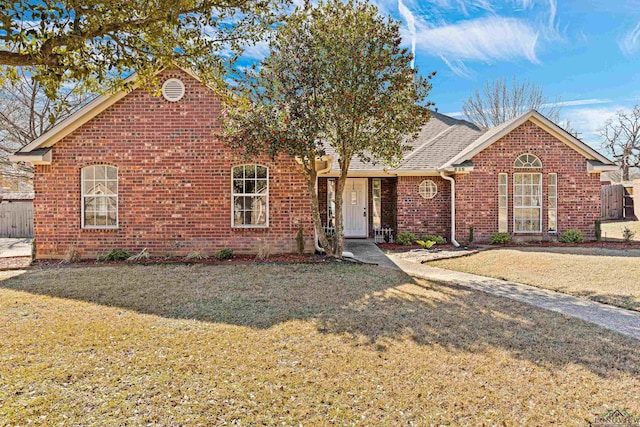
462,77 -> 562,128
599,105 -> 640,181
0,69 -> 92,182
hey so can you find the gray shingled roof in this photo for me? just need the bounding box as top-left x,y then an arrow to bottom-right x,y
324,111 -> 486,172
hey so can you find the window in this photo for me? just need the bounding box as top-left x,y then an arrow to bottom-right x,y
327,178 -> 336,228
498,173 -> 508,233
514,153 -> 542,168
419,180 -> 437,199
232,165 -> 268,227
548,173 -> 558,233
82,165 -> 118,228
514,173 -> 542,232
372,179 -> 382,230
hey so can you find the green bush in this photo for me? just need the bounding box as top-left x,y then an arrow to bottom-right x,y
595,219 -> 602,242
214,248 -> 234,260
559,229 -> 584,243
396,231 -> 416,246
415,240 -> 435,249
420,234 -> 446,245
100,249 -> 131,261
489,232 -> 511,245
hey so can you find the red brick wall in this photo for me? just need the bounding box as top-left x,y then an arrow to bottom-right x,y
33,70 -> 315,259
396,176 -> 451,238
455,120 -> 601,242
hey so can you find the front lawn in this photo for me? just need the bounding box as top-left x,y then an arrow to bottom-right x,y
431,247 -> 640,311
1,263 -> 639,425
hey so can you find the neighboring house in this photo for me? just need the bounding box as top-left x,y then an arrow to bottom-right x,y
11,69 -> 616,259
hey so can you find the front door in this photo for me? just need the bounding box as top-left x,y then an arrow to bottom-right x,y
343,178 -> 368,238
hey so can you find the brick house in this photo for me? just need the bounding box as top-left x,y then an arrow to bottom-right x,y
11,69 -> 616,258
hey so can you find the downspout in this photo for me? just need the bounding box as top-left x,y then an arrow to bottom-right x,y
439,170 -> 460,247
314,156 -> 334,253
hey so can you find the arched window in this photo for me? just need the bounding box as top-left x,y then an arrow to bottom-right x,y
82,165 -> 118,228
419,180 -> 438,199
232,164 -> 268,227
514,153 -> 542,168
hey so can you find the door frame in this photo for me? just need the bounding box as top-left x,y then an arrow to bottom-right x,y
343,178 -> 368,238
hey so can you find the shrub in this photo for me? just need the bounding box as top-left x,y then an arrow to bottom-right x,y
63,247 -> 82,263
468,226 -> 474,244
396,231 -> 416,246
622,226 -> 636,243
185,251 -> 209,260
128,248 -> 150,261
595,219 -> 602,242
559,229 -> 584,243
421,234 -> 446,245
489,232 -> 511,245
256,241 -> 272,260
214,248 -> 234,260
99,249 -> 131,261
415,240 -> 435,249
296,227 -> 305,255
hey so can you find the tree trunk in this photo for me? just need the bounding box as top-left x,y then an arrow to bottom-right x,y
306,167 -> 334,257
623,162 -> 630,182
333,157 -> 352,259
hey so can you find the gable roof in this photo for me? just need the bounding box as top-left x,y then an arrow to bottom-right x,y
12,71 -> 613,173
14,67 -> 206,155
440,110 -> 613,169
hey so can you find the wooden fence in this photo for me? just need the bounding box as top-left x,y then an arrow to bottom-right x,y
601,184 -> 624,220
0,201 -> 34,237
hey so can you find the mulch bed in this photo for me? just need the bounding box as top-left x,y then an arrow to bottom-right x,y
32,253 -> 332,268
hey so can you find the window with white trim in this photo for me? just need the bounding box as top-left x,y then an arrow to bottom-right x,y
514,153 -> 542,168
419,180 -> 437,199
82,165 -> 118,228
514,173 -> 542,232
232,165 -> 268,227
498,173 -> 508,233
548,173 -> 558,233
372,179 -> 382,229
327,178 -> 336,228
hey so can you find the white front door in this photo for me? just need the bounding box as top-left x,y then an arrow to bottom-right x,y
342,178 -> 368,238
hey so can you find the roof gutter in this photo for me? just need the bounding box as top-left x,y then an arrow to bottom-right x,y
439,170 -> 460,247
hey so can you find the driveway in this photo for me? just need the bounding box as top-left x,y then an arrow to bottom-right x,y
0,238 -> 32,258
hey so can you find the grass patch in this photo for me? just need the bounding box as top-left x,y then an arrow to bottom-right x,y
431,247 -> 640,311
0,263 -> 639,424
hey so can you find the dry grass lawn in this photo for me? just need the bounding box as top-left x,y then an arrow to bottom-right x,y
1,263 -> 639,425
432,247 -> 640,311
602,220 -> 640,241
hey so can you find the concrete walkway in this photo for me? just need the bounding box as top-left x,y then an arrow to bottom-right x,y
389,255 -> 640,341
0,238 -> 32,258
344,239 -> 399,269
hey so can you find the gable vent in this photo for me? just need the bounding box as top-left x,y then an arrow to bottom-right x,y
162,78 -> 185,102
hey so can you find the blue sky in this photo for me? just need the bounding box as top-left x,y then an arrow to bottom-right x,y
378,0 -> 640,150
241,0 -> 640,153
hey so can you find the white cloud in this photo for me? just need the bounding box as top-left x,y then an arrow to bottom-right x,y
398,0 -> 417,68
439,56 -> 474,78
619,21 -> 640,56
561,106 -> 622,144
241,40 -> 271,60
542,98 -> 612,108
414,16 -> 539,64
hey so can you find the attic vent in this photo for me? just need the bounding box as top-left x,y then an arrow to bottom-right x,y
162,78 -> 185,102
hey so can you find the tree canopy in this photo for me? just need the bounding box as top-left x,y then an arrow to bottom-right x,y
462,77 -> 562,128
222,0 -> 432,257
0,0 -> 288,97
599,105 -> 640,181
